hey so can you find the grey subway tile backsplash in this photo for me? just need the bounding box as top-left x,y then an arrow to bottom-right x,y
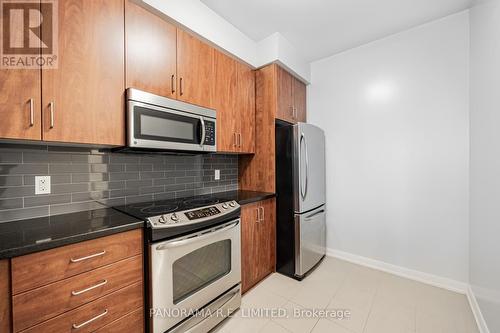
0,144 -> 238,222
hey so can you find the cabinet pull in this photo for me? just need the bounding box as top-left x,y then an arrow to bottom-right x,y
28,98 -> 34,127
72,309 -> 108,329
260,207 -> 265,222
238,133 -> 242,148
179,77 -> 184,96
171,74 -> 176,94
49,101 -> 55,128
233,133 -> 237,147
255,208 -> 260,223
71,279 -> 108,296
70,250 -> 106,263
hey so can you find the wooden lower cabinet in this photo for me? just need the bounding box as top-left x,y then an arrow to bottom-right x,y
0,260 -> 11,333
21,282 -> 143,333
9,230 -> 144,333
241,198 -> 276,293
94,307 -> 144,333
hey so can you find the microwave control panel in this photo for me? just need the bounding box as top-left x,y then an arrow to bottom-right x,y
204,121 -> 215,146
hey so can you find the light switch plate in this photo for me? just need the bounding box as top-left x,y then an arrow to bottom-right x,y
214,169 -> 220,180
35,176 -> 51,195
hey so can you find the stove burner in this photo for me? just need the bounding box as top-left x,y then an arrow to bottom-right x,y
140,204 -> 179,215
183,197 -> 220,207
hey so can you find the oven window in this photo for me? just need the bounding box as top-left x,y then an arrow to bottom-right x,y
134,106 -> 201,144
141,114 -> 194,140
172,240 -> 231,304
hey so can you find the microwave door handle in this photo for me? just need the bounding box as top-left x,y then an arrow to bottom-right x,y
155,221 -> 239,250
199,116 -> 206,147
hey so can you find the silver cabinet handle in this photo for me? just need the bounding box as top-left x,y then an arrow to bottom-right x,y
199,117 -> 206,147
49,101 -> 55,128
255,208 -> 259,223
72,309 -> 108,329
260,207 -> 265,222
179,77 -> 184,96
70,250 -> 106,263
71,279 -> 107,296
300,132 -> 309,200
171,74 -> 176,94
29,98 -> 34,127
234,133 -> 237,147
238,133 -> 242,148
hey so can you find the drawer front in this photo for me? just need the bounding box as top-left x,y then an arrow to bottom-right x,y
12,229 -> 142,294
21,281 -> 143,333
13,255 -> 143,332
94,307 -> 144,333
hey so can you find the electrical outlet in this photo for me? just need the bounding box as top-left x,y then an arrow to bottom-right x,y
35,176 -> 51,195
214,169 -> 220,180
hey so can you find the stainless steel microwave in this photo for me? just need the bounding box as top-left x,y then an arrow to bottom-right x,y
125,88 -> 216,153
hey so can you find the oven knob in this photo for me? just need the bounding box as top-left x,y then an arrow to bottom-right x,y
222,203 -> 229,209
171,213 -> 179,222
158,215 -> 166,224
229,201 -> 236,207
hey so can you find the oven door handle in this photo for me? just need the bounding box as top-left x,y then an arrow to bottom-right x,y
155,221 -> 239,251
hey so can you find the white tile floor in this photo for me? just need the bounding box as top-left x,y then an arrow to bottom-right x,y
213,257 -> 479,333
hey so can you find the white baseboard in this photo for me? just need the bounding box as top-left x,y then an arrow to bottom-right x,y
326,248 -> 468,293
466,286 -> 491,333
326,248 -> 491,332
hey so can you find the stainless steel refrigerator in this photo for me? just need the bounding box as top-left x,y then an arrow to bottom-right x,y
276,122 -> 326,280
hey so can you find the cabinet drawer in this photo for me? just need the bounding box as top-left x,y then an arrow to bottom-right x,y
13,255 -> 143,332
21,281 -> 143,333
94,307 -> 144,333
12,229 -> 142,294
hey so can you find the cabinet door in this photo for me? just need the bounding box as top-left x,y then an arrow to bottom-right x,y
42,0 -> 125,146
293,78 -> 307,122
177,29 -> 214,108
0,69 -> 42,140
125,0 -> 177,98
257,198 -> 276,280
214,50 -> 238,152
0,260 -> 11,333
237,62 -> 255,154
241,202 -> 260,293
276,65 -> 294,123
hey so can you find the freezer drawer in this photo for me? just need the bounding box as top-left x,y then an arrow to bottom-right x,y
294,205 -> 326,277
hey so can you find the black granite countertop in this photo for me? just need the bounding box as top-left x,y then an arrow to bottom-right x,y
0,208 -> 143,259
216,190 -> 276,205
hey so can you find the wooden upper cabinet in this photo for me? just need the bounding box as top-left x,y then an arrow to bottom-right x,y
275,64 -> 307,124
237,62 -> 255,154
276,65 -> 294,123
293,77 -> 307,122
0,69 -> 42,141
125,0 -> 177,98
177,29 -> 215,109
214,50 -> 238,153
42,0 -> 125,146
0,6 -> 41,141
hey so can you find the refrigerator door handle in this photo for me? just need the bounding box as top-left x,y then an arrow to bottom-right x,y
305,209 -> 325,220
300,132 -> 309,200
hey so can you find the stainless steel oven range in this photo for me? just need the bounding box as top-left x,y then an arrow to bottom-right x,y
114,195 -> 241,333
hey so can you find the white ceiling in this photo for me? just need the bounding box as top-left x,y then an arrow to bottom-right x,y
200,0 -> 474,62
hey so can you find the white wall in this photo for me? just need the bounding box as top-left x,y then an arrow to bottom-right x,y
143,0 -> 311,82
469,0 -> 500,330
308,12 -> 470,282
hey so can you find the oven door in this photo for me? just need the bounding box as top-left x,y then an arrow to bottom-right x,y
128,100 -> 216,152
150,220 -> 241,333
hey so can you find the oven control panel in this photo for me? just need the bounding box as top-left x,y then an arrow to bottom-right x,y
185,206 -> 221,220
148,200 -> 239,228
